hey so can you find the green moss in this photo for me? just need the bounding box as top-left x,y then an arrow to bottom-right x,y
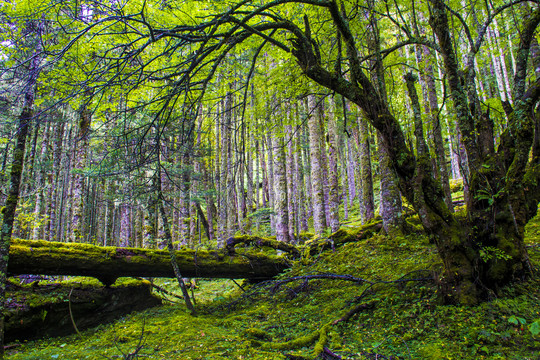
313,323 -> 330,355
261,328 -> 319,350
450,179 -> 464,193
243,327 -> 271,340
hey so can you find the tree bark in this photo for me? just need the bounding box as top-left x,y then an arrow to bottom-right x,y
0,19 -> 42,356
70,101 -> 92,243
357,115 -> 375,224
307,95 -> 327,235
272,128 -> 290,243
415,42 -> 454,211
327,97 -> 341,232
46,118 -> 65,242
157,167 -> 195,314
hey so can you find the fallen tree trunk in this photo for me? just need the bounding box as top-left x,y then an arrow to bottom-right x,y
5,279 -> 162,343
226,221 -> 383,258
305,221 -> 383,256
8,239 -> 290,286
226,235 -> 301,258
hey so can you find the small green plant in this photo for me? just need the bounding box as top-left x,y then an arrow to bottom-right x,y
479,246 -> 512,262
508,315 -> 526,326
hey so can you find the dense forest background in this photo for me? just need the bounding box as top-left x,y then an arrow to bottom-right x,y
1,1 -> 540,354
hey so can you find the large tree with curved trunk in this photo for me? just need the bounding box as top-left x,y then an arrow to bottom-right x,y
10,0 -> 540,306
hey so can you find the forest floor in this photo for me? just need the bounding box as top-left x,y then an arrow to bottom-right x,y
5,210 -> 540,359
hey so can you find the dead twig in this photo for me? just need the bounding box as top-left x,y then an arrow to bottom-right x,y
68,288 -> 82,339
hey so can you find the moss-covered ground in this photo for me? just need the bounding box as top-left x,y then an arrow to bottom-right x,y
6,213 -> 540,359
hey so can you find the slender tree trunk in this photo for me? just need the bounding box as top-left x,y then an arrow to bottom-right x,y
286,124 -> 297,241
46,119 -> 65,242
32,124 -> 49,240
119,203 -> 131,247
217,92 -> 232,247
327,97 -> 340,232
415,43 -> 454,211
377,133 -> 404,235
70,101 -> 92,242
302,114 -> 313,221
144,173 -> 158,248
307,95 -> 327,235
272,128 -> 290,243
294,115 -> 309,232
157,167 -> 195,315
346,117 -> 357,207
318,101 -> 331,228
0,19 -> 42,356
236,149 -> 246,234
246,143 -> 254,233
104,181 -> 116,247
357,115 -> 375,224
266,133 -> 276,234
260,139 -> 269,208
57,122 -> 74,243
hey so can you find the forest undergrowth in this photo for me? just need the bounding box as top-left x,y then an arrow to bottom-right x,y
5,209 -> 540,359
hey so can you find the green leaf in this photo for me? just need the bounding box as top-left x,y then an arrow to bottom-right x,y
508,315 -> 527,325
508,315 -> 518,325
529,320 -> 540,336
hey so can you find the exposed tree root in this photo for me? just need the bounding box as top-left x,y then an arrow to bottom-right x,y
270,274 -> 375,294
332,301 -> 376,325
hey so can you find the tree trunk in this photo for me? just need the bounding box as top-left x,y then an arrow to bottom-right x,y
70,102 -> 92,242
307,95 -> 327,235
32,124 -> 49,240
365,1 -> 404,234
157,167 -> 195,314
204,165 -> 215,242
266,133 -> 276,234
119,203 -> 131,247
327,97 -> 340,232
357,115 -> 375,224
8,238 -> 290,284
286,124 -> 297,241
0,19 -> 42,355
217,92 -> 232,247
415,42 -> 454,211
46,118 -> 65,242
272,126 -> 290,243
294,113 -> 309,232
377,132 -> 404,235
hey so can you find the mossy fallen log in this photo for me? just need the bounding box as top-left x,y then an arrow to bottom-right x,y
8,239 -> 290,285
5,279 -> 162,342
226,235 -> 301,258
225,222 -> 383,261
305,221 -> 383,256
